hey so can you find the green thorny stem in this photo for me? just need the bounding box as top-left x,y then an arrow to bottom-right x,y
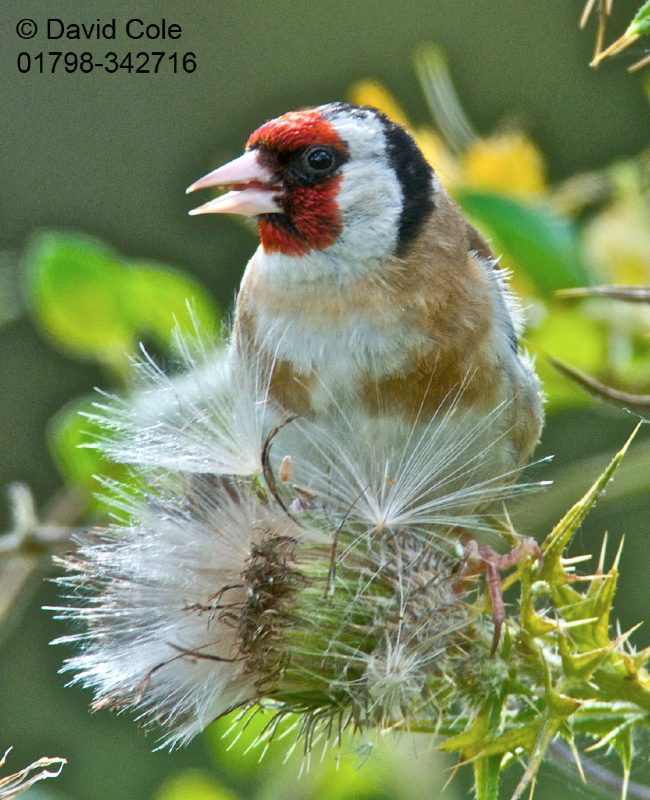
418,421 -> 647,800
221,423 -> 649,799
588,1 -> 650,70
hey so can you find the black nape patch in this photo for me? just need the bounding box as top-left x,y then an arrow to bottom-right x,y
322,103 -> 435,256
378,115 -> 435,257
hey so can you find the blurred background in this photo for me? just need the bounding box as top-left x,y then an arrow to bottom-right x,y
2,0 -> 650,798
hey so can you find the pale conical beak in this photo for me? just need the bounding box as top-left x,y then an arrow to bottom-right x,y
186,150 -> 282,216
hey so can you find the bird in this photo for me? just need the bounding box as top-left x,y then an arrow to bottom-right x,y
186,102 -> 545,651
186,102 -> 543,478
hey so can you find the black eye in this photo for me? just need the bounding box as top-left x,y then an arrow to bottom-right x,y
287,145 -> 345,185
306,148 -> 335,172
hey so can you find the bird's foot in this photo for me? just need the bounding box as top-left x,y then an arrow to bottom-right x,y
454,536 -> 542,655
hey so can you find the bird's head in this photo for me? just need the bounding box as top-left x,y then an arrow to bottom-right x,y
187,104 -> 436,275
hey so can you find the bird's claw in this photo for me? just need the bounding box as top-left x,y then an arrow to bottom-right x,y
454,536 -> 542,655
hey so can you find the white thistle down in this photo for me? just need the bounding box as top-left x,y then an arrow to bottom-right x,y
56,483 -> 321,746
280,395 -> 540,537
52,329 -> 542,749
90,328 -> 274,477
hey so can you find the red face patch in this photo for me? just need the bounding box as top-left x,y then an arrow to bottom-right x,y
258,176 -> 343,257
246,109 -> 346,257
247,109 -> 342,152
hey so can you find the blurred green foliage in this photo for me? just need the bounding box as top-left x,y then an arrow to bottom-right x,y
455,191 -> 590,296
3,21 -> 650,800
157,771 -> 239,800
47,397 -> 126,508
20,232 -> 220,509
26,232 -> 218,376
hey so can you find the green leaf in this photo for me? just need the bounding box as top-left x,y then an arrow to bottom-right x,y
314,760 -> 384,800
204,709 -> 287,780
25,231 -> 219,373
630,1 -> 650,36
119,263 -> 218,350
26,232 -> 135,368
48,397 -> 112,489
529,305 -> 607,412
456,191 -> 591,296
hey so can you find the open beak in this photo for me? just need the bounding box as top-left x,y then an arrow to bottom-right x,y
186,150 -> 282,216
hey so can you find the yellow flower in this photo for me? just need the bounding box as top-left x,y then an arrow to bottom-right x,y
460,133 -> 547,196
348,79 -> 411,128
578,166 -> 650,380
348,79 -> 545,197
411,127 -> 460,185
583,164 -> 650,285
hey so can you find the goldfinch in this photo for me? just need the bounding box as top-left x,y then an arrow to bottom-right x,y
187,103 -> 543,480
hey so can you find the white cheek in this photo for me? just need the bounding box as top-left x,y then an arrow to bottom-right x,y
334,159 -> 403,265
255,113 -> 404,285
256,159 -> 403,285
329,114 -> 386,160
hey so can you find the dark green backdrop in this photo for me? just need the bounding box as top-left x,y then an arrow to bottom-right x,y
2,2 -> 650,799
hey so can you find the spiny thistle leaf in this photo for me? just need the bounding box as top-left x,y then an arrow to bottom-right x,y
539,422 -> 641,582
437,423 -> 646,798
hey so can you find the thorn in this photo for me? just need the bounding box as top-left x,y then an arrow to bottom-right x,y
591,32 -> 641,66
580,0 -> 598,28
597,532 -> 609,574
593,3 -> 608,62
612,535 -> 625,571
528,777 -> 536,800
629,52 -> 650,72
